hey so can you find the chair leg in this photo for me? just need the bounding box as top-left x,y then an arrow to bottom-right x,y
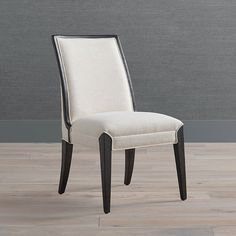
99,133 -> 112,214
124,149 -> 135,185
58,140 -> 73,194
173,126 -> 187,200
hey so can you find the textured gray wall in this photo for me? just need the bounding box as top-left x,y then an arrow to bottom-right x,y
1,0 -> 236,121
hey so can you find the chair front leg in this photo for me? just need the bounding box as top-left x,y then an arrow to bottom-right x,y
173,126 -> 187,200
124,149 -> 135,185
99,133 -> 112,214
58,140 -> 73,194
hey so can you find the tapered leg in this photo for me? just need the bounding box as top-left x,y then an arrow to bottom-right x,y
58,140 -> 73,194
173,126 -> 187,200
124,149 -> 135,185
99,133 -> 112,214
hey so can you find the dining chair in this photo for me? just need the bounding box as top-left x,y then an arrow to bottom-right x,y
52,35 -> 187,214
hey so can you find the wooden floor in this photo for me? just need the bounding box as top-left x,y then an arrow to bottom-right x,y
0,143 -> 236,235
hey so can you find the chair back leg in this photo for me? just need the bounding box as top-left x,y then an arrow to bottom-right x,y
124,149 -> 135,185
99,133 -> 112,214
58,140 -> 73,194
173,126 -> 187,200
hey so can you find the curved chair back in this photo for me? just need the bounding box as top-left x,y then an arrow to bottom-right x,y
52,35 -> 135,128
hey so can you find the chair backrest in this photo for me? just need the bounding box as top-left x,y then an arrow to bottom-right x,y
52,35 -> 135,126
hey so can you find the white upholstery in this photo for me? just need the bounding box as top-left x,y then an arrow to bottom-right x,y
71,111 -> 183,150
54,35 -> 184,150
54,36 -> 134,124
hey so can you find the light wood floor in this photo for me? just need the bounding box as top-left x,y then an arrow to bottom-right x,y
0,143 -> 236,235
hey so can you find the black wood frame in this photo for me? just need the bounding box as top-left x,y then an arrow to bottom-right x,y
58,140 -> 73,194
124,149 -> 135,185
173,126 -> 187,200
99,133 -> 112,214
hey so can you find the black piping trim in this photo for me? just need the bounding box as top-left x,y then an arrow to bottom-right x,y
52,34 -> 119,38
51,34 -> 136,141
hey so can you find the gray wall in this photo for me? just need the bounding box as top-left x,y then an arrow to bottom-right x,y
1,0 -> 236,141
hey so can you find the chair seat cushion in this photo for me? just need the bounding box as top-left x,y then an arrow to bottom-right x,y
71,111 -> 183,150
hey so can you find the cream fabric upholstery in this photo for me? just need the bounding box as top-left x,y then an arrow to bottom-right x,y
71,111 -> 183,150
54,36 -> 134,124
54,35 -> 183,149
